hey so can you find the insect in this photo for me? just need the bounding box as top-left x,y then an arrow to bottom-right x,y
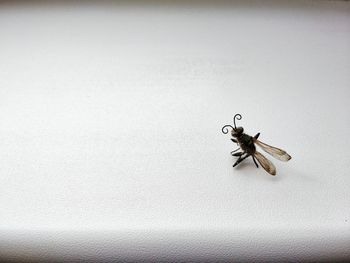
222,114 -> 291,175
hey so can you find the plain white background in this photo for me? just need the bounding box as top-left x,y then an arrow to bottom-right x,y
0,1 -> 349,261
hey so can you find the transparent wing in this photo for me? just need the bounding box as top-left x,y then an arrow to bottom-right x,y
254,151 -> 276,176
255,140 -> 291,162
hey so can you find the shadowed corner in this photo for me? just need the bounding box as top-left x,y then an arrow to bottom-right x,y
1,0 -> 349,12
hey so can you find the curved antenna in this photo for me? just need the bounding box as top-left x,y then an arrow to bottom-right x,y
222,124 -> 234,134
233,114 -> 242,129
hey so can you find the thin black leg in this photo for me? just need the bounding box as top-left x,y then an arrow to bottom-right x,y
254,133 -> 260,140
231,138 -> 237,143
232,152 -> 243,157
231,148 -> 240,155
233,154 -> 249,167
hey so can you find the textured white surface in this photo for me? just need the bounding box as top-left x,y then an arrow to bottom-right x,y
0,1 -> 350,261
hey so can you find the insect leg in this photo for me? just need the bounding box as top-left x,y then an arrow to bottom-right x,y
253,133 -> 260,140
252,155 -> 259,168
233,155 -> 243,167
231,138 -> 238,143
233,153 -> 249,167
231,148 -> 240,155
232,152 -> 244,157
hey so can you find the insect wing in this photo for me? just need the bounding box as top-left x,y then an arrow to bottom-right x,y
255,140 -> 291,162
254,151 -> 276,175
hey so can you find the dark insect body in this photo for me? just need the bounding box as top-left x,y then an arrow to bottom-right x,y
222,114 -> 291,176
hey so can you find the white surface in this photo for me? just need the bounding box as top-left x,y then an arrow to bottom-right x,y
0,1 -> 350,261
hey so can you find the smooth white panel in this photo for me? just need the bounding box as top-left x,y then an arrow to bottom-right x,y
0,1 -> 349,261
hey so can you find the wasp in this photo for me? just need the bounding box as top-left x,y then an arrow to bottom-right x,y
222,114 -> 291,175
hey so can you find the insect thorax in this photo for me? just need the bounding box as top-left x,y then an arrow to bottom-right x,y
238,133 -> 255,153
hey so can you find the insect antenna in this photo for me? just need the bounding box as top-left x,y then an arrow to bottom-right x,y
222,114 -> 243,134
233,114 -> 242,129
222,125 -> 234,134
